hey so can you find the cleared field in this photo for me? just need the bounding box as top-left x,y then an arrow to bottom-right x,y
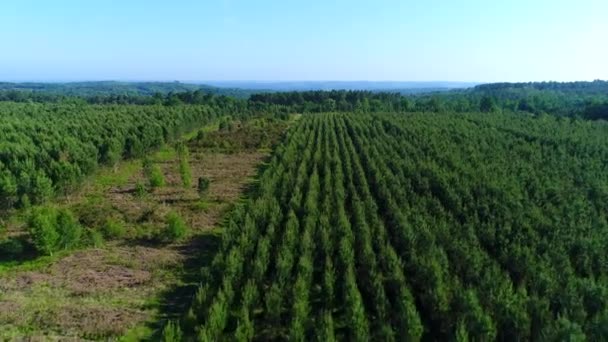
0,117 -> 288,340
183,113 -> 608,340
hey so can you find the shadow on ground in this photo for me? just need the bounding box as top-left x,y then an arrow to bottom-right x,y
141,131 -> 283,340
144,232 -> 221,340
0,236 -> 38,265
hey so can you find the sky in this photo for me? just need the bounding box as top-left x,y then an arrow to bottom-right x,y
1,0 -> 607,82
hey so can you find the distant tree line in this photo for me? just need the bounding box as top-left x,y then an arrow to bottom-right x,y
266,87 -> 608,120
475,80 -> 608,94
248,82 -> 608,120
0,89 -> 250,107
1,81 -> 607,120
0,81 -> 256,100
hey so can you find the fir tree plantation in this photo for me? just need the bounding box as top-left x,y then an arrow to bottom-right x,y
184,112 -> 608,340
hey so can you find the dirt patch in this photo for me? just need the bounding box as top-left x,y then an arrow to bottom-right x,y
0,245 -> 181,294
45,246 -> 182,295
0,271 -> 52,292
195,152 -> 265,202
51,251 -> 152,295
110,244 -> 182,270
0,245 -> 179,340
0,300 -> 23,324
65,266 -> 150,295
107,186 -> 151,223
49,305 -> 147,339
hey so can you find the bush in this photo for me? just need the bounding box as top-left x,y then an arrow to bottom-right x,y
178,145 -> 192,188
28,206 -> 84,255
142,157 -> 153,176
102,218 -> 126,239
162,212 -> 187,242
179,160 -> 192,188
56,209 -> 83,250
149,165 -> 165,188
134,181 -> 147,198
28,207 -> 60,256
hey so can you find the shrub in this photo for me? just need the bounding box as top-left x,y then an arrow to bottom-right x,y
56,209 -> 83,250
134,181 -> 147,198
28,206 -> 60,256
178,145 -> 192,188
28,207 -> 83,255
102,218 -> 126,239
149,165 -> 165,188
162,211 -> 187,242
180,162 -> 192,188
142,157 -> 153,176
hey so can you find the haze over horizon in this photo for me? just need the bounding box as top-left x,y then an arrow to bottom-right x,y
1,0 -> 607,82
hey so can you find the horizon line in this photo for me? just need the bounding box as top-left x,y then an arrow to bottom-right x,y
0,79 -> 605,85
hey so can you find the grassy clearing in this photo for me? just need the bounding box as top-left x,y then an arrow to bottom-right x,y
153,145 -> 178,163
94,159 -> 142,189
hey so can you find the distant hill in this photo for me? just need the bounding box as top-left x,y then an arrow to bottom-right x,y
204,81 -> 479,93
473,80 -> 608,95
0,81 -> 480,102
0,80 -> 481,98
0,81 -> 256,99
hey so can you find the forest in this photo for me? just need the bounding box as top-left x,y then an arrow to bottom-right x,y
0,81 -> 607,340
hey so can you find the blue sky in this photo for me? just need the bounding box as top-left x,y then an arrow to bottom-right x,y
1,0 -> 606,82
